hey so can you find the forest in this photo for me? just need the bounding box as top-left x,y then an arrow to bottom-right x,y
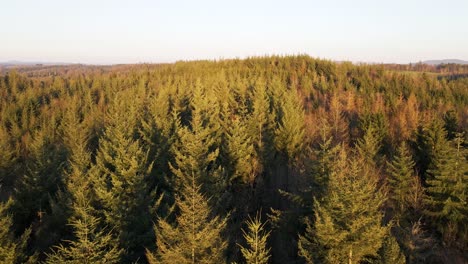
0,55 -> 467,263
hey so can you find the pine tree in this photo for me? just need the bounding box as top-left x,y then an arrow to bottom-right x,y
45,112 -> 123,264
225,113 -> 256,185
92,96 -> 154,262
12,130 -> 67,241
386,142 -> 416,218
423,131 -> 467,244
238,212 -> 271,264
0,199 -> 31,264
247,77 -> 275,174
45,191 -> 123,264
169,82 -> 224,202
0,125 -> 15,187
378,233 -> 406,264
274,88 -> 305,162
355,124 -> 382,170
310,118 -> 340,200
299,148 -> 388,264
0,199 -> 18,263
146,174 -> 228,264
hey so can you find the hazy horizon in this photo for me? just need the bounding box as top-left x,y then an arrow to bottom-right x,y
2,0 -> 468,64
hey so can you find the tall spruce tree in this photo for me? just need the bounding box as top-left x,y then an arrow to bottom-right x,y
355,124 -> 382,170
274,88 -> 306,162
238,212 -> 271,264
92,95 -> 154,262
377,233 -> 406,264
146,173 -> 228,264
169,82 -> 224,203
45,191 -> 123,264
11,129 -> 67,253
0,199 -> 32,264
423,131 -> 467,244
386,142 -> 416,219
45,112 -> 123,264
298,148 -> 388,264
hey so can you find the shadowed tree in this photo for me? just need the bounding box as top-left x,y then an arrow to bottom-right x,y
299,148 -> 388,264
238,212 -> 271,264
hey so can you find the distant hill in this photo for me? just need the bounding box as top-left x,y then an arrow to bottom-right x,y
421,59 -> 468,65
0,61 -> 73,67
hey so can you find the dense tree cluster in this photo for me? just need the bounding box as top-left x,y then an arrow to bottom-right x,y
0,56 -> 467,263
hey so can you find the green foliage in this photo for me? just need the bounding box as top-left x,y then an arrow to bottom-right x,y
45,191 -> 123,264
0,199 -> 18,263
299,148 -> 388,264
378,233 -> 406,264
11,129 -> 67,252
387,142 -> 416,218
274,89 -> 306,161
226,114 -> 257,185
146,177 -> 228,264
0,56 -> 467,262
355,124 -> 383,169
91,96 -> 155,262
423,131 -> 467,244
238,212 -> 271,264
169,82 -> 224,201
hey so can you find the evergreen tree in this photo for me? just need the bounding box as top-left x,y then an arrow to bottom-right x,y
226,113 -> 256,185
299,149 -> 388,264
355,124 -> 382,170
238,212 -> 271,264
386,142 -> 416,219
0,199 -> 32,264
11,129 -> 67,252
0,125 -> 15,187
248,77 -> 275,175
169,82 -> 224,202
274,88 -> 305,162
423,131 -> 467,244
146,174 -> 228,264
310,118 -> 340,200
45,112 -> 123,264
45,191 -> 122,264
378,233 -> 406,264
92,96 -> 154,262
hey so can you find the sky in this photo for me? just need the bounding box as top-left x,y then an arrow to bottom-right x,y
1,0 -> 468,64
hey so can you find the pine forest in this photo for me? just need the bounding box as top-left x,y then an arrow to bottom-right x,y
0,55 -> 467,263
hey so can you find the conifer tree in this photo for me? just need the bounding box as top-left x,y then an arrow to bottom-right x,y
386,142 -> 416,218
0,125 -> 15,187
92,96 -> 154,262
169,82 -> 224,201
356,124 -> 382,170
327,93 -> 349,144
0,199 -> 31,264
248,77 -> 275,174
299,148 -> 388,264
0,200 -> 15,263
423,132 -> 467,244
378,233 -> 406,264
12,130 -> 66,238
310,118 -> 340,200
238,212 -> 271,264
146,174 -> 228,264
45,191 -> 122,264
226,113 -> 256,185
45,111 -> 122,264
274,88 -> 305,162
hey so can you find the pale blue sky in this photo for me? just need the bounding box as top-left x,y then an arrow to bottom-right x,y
1,0 -> 467,64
